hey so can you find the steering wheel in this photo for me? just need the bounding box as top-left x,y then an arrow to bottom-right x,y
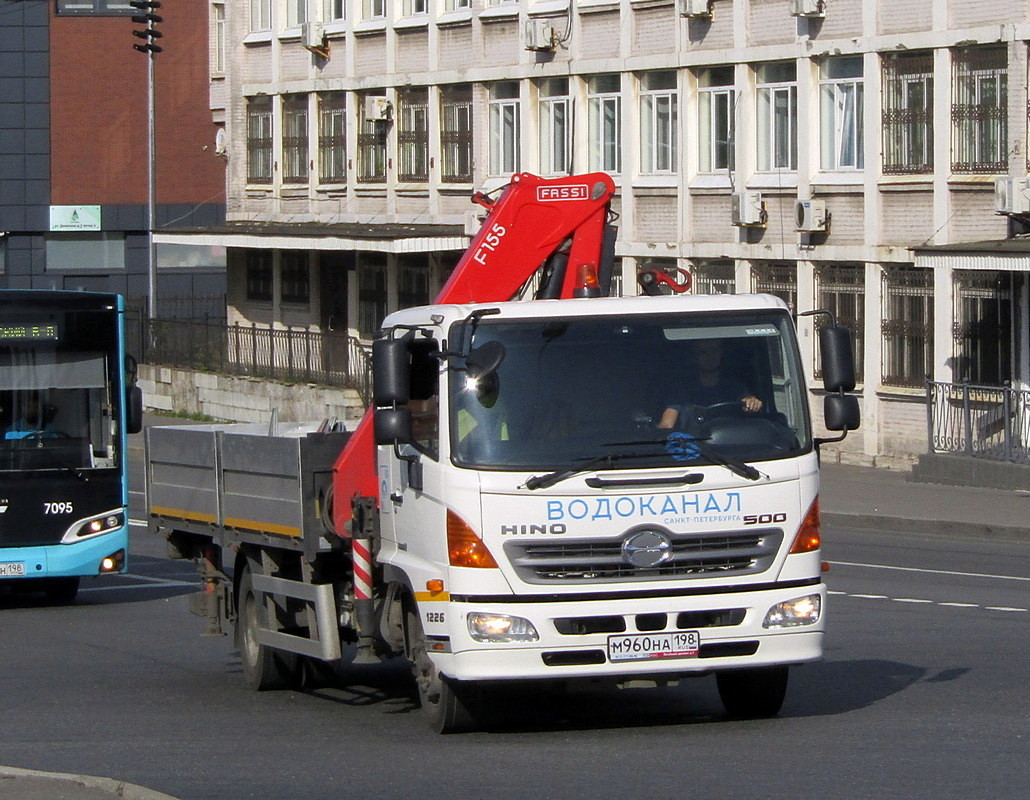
23,430 -> 71,440
696,402 -> 748,421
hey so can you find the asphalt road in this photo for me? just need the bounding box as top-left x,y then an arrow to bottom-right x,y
0,475 -> 1026,799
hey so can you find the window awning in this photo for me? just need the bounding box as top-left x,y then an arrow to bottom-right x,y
154,221 -> 469,254
912,238 -> 1030,272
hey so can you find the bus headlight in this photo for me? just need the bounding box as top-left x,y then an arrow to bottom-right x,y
763,594 -> 822,628
61,511 -> 125,543
467,612 -> 539,643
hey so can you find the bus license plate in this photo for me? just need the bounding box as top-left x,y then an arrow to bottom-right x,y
0,562 -> 26,577
607,631 -> 700,663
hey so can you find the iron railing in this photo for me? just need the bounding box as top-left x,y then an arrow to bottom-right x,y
141,319 -> 373,406
925,379 -> 1030,464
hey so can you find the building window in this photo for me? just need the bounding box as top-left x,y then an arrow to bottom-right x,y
287,0 -> 308,27
398,256 -> 431,309
441,85 -> 473,183
363,0 -> 386,20
282,96 -> 309,184
538,78 -> 571,176
247,97 -> 273,184
489,82 -> 521,176
403,0 -> 428,15
56,0 -> 133,14
45,234 -> 125,271
697,67 -> 734,174
953,271 -> 1011,386
881,265 -> 933,388
212,2 -> 226,74
318,94 -> 346,184
280,252 -> 310,304
588,74 -> 621,174
814,264 -> 865,382
246,250 -> 273,302
952,47 -> 1008,174
446,0 -> 471,9
250,0 -> 271,31
357,94 -> 388,183
751,262 -> 797,313
882,51 -> 934,175
324,0 -> 345,21
398,89 -> 430,182
692,260 -> 736,294
820,57 -> 864,170
756,62 -> 797,172
640,71 -> 677,175
358,254 -> 388,338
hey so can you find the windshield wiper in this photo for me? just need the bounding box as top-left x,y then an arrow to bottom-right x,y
523,451 -> 658,490
608,436 -> 764,482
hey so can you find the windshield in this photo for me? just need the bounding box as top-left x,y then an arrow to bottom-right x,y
0,312 -> 119,473
449,309 -> 811,471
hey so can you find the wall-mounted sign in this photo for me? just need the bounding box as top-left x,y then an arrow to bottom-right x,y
49,205 -> 102,232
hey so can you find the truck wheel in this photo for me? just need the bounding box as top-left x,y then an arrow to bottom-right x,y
716,666 -> 789,719
406,606 -> 476,734
237,568 -> 297,691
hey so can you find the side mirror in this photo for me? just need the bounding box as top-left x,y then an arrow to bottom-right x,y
465,340 -> 505,380
374,407 -> 412,446
372,338 -> 410,407
126,385 -> 144,435
818,325 -> 856,393
824,393 -> 860,432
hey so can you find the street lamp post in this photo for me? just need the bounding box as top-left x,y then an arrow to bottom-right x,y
130,1 -> 162,321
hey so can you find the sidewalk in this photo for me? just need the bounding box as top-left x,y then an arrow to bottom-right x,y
5,449 -> 1026,800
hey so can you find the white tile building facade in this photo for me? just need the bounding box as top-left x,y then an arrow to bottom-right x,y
185,0 -> 1030,465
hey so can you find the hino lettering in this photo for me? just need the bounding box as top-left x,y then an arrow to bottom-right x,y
499,523 -> 568,536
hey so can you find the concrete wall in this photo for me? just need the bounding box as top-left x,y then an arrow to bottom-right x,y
139,365 -> 365,425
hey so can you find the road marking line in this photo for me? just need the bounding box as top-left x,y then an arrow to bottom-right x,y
833,592 -> 1027,614
939,602 -> 979,608
984,606 -> 1028,613
850,593 -> 888,599
894,598 -> 933,604
829,560 -> 1030,583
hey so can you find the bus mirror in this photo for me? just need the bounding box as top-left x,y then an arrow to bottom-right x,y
373,338 -> 410,407
126,385 -> 144,434
374,407 -> 412,446
818,325 -> 856,393
125,354 -> 139,385
824,393 -> 860,432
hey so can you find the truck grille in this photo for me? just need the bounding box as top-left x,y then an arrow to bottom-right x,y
504,529 -> 782,584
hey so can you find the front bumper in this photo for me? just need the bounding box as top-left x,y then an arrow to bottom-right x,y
432,582 -> 825,682
0,530 -> 129,580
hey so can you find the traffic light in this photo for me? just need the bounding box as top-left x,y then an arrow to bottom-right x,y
130,0 -> 163,54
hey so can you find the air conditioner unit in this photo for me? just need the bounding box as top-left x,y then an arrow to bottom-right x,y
995,177 -> 1030,215
363,96 -> 392,121
678,0 -> 713,18
794,198 -> 829,232
523,18 -> 556,52
731,191 -> 765,227
301,21 -> 325,50
789,0 -> 825,17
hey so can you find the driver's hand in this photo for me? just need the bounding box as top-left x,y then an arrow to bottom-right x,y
741,395 -> 763,413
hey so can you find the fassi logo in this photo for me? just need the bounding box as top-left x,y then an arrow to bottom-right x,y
537,185 -> 589,201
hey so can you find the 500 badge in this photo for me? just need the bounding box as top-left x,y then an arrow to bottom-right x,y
743,512 -> 787,525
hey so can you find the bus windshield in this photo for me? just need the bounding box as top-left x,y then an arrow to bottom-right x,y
449,309 -> 812,472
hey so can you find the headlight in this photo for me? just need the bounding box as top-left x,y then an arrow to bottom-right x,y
61,511 -> 125,543
467,612 -> 539,642
763,594 -> 822,628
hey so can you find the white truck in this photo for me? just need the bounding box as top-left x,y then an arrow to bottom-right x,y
147,173 -> 859,732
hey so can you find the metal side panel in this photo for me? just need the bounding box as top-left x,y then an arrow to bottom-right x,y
146,425 -> 221,526
251,574 -> 342,661
219,432 -> 306,539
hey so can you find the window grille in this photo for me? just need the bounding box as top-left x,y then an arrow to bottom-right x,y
881,265 -> 933,388
398,89 -> 430,182
952,47 -> 1007,174
814,263 -> 865,381
282,96 -> 309,184
441,86 -> 473,183
882,52 -> 933,174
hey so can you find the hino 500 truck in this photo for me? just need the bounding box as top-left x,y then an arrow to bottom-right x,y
146,173 -> 859,732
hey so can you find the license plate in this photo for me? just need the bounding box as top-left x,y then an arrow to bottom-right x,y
0,562 -> 26,577
607,631 -> 700,663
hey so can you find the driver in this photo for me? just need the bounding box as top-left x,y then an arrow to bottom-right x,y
4,393 -> 58,440
658,339 -> 762,430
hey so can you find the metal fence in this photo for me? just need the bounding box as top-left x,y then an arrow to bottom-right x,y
926,380 -> 1030,464
141,319 -> 373,406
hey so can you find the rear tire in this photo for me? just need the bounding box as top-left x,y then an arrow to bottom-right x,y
716,666 -> 789,719
237,567 -> 297,691
406,606 -> 477,734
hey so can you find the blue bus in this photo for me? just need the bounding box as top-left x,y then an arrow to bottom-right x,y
0,291 -> 142,603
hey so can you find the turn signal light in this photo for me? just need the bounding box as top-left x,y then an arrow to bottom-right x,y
447,510 -> 498,568
789,498 -> 821,554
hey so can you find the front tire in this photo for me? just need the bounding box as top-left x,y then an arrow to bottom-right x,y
406,606 -> 476,733
237,567 -> 297,691
716,666 -> 789,719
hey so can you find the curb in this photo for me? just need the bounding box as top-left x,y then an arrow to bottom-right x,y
0,766 -> 179,800
822,511 -> 1027,542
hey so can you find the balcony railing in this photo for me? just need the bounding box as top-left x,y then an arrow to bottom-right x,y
925,380 -> 1030,464
140,319 -> 373,407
